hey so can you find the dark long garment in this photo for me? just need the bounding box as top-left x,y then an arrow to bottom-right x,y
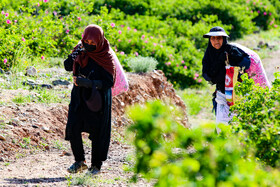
202,39 -> 251,113
64,56 -> 113,169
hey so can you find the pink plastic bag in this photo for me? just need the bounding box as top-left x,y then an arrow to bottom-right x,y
230,43 -> 271,88
110,49 -> 129,96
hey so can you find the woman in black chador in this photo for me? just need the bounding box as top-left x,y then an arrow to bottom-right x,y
64,24 -> 115,175
202,26 -> 250,113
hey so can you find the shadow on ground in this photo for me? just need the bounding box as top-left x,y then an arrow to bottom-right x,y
4,177 -> 67,185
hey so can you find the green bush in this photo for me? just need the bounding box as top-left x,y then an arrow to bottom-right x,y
230,73 -> 280,167
0,0 -> 279,88
248,0 -> 280,30
126,56 -> 158,73
127,100 -> 280,186
0,0 -> 97,67
108,11 -> 216,88
95,0 -> 279,39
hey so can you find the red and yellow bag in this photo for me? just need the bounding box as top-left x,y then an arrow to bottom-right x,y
225,53 -> 240,106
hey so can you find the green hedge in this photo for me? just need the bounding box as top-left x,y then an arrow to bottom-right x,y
95,0 -> 279,38
230,73 -> 280,167
0,0 -> 279,88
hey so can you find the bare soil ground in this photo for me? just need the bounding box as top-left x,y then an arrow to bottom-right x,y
0,70 -> 188,186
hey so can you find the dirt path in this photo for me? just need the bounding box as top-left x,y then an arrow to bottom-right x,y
0,137 -> 151,186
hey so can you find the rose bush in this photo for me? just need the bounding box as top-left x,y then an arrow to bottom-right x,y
0,0 -> 279,88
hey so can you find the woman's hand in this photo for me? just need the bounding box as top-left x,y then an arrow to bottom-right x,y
73,76 -> 93,88
73,76 -> 78,86
69,44 -> 84,61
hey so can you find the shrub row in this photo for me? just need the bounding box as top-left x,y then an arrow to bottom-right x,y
0,0 -> 279,88
95,0 -> 280,37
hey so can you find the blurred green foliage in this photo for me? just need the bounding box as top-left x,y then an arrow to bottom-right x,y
230,73 -> 280,167
127,100 -> 280,186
